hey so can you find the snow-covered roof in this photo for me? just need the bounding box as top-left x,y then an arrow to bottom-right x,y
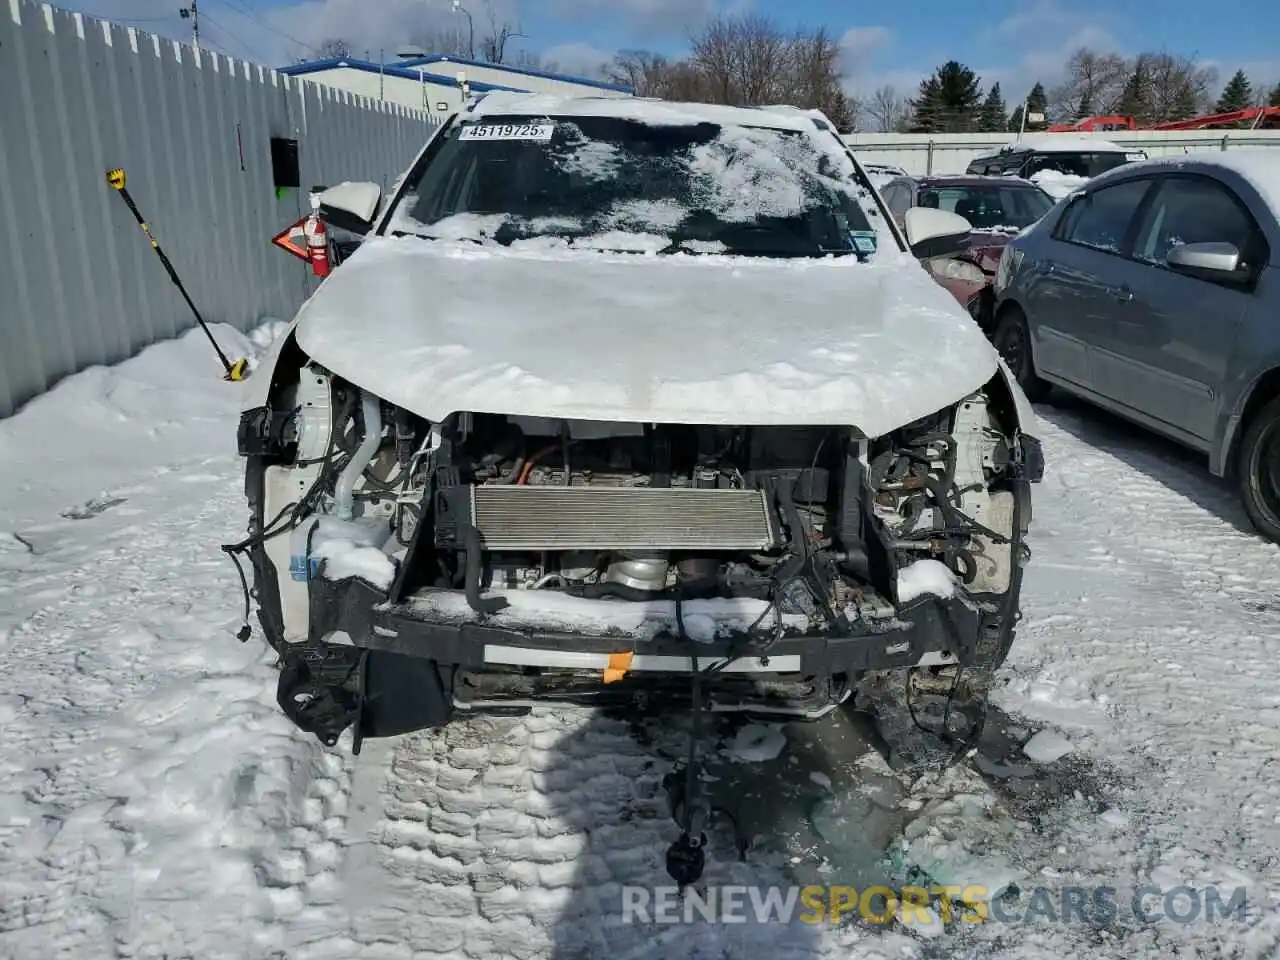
278,55 -> 631,94
1004,135 -> 1127,153
394,54 -> 633,94
466,92 -> 818,131
279,57 -> 528,93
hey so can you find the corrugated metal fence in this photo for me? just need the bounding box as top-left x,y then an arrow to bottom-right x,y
0,0 -> 439,418
842,130 -> 1280,176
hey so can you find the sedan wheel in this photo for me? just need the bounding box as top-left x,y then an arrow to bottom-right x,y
992,307 -> 1049,402
1239,396 -> 1280,544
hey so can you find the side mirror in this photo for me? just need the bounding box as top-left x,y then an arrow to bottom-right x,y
318,181 -> 382,235
904,207 -> 972,260
1166,241 -> 1244,281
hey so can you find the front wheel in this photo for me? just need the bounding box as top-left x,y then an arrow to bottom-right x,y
992,306 -> 1050,403
1237,395 -> 1280,544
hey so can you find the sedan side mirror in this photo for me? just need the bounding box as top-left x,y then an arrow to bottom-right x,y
318,181 -> 382,236
904,207 -> 972,260
1166,241 -> 1246,282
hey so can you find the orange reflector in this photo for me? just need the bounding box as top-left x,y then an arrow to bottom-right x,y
603,651 -> 633,684
271,217 -> 310,260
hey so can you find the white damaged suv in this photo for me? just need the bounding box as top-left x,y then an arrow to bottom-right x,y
229,93 -> 1044,752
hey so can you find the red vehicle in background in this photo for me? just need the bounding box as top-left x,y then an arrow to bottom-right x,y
876,174 -> 1055,335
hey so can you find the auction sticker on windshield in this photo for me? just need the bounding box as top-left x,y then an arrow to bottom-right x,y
459,123 -> 555,141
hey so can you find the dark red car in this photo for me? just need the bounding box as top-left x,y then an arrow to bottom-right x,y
877,174 -> 1055,333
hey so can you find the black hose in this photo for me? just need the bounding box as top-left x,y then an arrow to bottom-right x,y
462,525 -> 509,615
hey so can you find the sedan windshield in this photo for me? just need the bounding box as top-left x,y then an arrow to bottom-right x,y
917,184 -> 1054,231
387,114 -> 879,258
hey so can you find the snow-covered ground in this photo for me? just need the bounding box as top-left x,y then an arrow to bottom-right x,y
2,324 -> 1279,959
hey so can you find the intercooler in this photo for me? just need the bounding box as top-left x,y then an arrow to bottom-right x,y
469,485 -> 781,551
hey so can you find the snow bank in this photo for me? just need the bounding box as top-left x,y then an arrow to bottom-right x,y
0,319 -> 287,532
1031,169 -> 1090,199
0,315 -> 336,957
294,236 -> 998,439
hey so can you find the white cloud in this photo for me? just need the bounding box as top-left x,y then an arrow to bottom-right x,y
544,0 -> 721,40
540,41 -> 615,78
975,23 -> 1121,102
994,0 -> 1085,39
839,25 -> 892,73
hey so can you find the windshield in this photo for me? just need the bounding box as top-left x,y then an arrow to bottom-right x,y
916,183 -> 1054,231
386,114 -> 880,258
1023,151 -> 1130,179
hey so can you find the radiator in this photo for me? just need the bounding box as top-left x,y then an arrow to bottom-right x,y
469,485 -> 781,551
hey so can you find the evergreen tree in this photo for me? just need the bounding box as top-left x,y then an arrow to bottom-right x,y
1215,70 -> 1253,113
1117,59 -> 1152,125
1007,82 -> 1048,132
1267,80 -> 1280,108
1026,82 -> 1048,128
979,82 -> 1008,132
909,61 -> 983,132
1074,92 -> 1095,121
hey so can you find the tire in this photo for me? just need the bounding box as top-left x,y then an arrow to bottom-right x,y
1237,395 -> 1280,544
992,306 -> 1050,403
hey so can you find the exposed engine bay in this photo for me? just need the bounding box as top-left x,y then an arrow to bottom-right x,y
231,357 -> 1039,889
238,359 -> 1032,656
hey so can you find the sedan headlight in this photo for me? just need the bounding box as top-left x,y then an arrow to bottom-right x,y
926,257 -> 987,284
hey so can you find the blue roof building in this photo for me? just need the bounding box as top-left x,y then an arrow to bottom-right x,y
278,54 -> 632,118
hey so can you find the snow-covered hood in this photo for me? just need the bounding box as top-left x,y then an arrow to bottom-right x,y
291,236 -> 999,438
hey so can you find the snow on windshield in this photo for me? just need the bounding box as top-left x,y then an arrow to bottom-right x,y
385,115 -> 882,258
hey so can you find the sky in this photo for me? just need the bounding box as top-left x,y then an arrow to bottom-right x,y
56,0 -> 1280,112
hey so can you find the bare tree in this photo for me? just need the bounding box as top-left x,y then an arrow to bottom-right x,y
783,25 -> 857,130
512,49 -> 555,72
683,14 -> 855,126
406,26 -> 467,58
865,85 -> 910,131
1143,50 -> 1217,121
477,1 -> 525,64
607,50 -> 672,95
318,38 -> 354,59
1049,46 -> 1129,120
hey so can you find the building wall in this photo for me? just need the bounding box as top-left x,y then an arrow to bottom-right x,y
842,130 -> 1280,176
0,1 -> 439,418
301,66 -> 467,118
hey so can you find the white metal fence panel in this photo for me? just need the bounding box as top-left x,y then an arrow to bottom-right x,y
842,130 -> 1280,176
0,0 -> 438,418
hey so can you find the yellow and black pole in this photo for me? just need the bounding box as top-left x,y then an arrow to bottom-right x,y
105,168 -> 248,382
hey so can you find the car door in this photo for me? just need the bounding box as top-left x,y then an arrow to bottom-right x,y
1025,177 -> 1154,387
1088,174 -> 1261,443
